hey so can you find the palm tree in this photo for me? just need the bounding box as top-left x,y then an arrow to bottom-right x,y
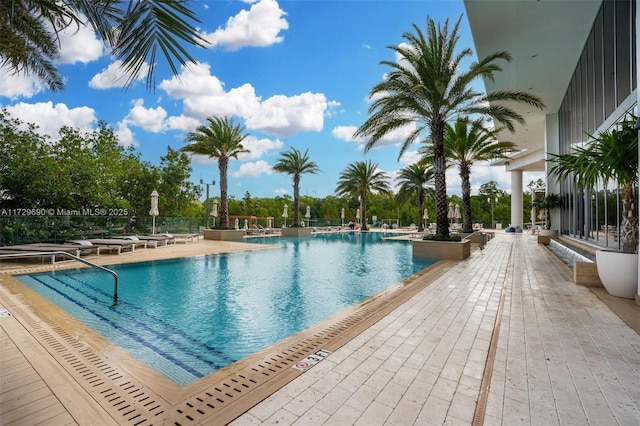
272,147 -> 320,227
549,114 -> 638,253
354,16 -> 544,238
335,161 -> 391,231
395,163 -> 435,232
419,118 -> 516,232
1,0 -> 206,91
181,117 -> 249,229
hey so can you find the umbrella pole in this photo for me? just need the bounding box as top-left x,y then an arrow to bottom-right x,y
152,216 -> 156,234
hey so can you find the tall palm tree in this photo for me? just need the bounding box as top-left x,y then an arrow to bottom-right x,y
419,118 -> 516,232
335,161 -> 391,231
181,117 -> 249,229
354,16 -> 544,237
395,163 -> 435,232
272,147 -> 320,227
1,0 -> 206,91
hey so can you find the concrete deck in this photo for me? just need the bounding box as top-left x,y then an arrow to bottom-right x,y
1,232 -> 639,425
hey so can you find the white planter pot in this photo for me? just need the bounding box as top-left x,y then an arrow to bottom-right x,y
595,250 -> 638,299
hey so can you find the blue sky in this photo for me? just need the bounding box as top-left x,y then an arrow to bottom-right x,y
0,0 -> 542,200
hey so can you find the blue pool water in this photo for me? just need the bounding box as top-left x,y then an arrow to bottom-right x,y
17,232 -> 436,385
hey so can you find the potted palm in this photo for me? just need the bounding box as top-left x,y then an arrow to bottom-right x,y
532,193 -> 561,237
548,113 -> 638,299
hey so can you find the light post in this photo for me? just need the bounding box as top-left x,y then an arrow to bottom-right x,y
200,178 -> 216,228
488,197 -> 498,228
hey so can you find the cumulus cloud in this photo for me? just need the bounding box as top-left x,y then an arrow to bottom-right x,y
4,101 -> 96,139
274,187 -> 288,195
246,92 -> 327,137
0,68 -> 45,99
232,160 -> 273,178
89,60 -> 150,89
123,99 -> 168,132
56,19 -> 104,64
200,0 -> 288,51
115,121 -> 136,147
237,136 -> 284,161
332,122 -> 415,150
160,62 -> 331,138
165,115 -> 201,132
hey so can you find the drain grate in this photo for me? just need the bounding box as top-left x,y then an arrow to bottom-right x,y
10,303 -> 172,425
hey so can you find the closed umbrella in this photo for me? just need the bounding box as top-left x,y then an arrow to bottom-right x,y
355,208 -> 360,227
454,204 -> 461,222
282,204 -> 288,227
423,208 -> 428,229
243,219 -> 248,230
305,205 -> 311,226
448,202 -> 454,223
211,199 -> 218,228
149,190 -> 159,234
341,207 -> 345,227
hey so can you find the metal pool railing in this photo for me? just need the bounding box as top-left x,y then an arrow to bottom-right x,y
0,251 -> 119,305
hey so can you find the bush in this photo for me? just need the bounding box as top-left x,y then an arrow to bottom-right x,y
422,234 -> 462,242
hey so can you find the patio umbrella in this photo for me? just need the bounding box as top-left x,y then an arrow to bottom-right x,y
149,190 -> 159,234
454,204 -> 461,222
282,204 -> 288,227
243,219 -> 248,230
355,208 -> 360,227
305,205 -> 311,226
423,208 -> 428,229
210,199 -> 218,228
448,202 -> 454,223
341,207 -> 345,227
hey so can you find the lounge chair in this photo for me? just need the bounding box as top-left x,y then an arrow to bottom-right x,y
169,233 -> 199,243
73,239 -> 142,254
135,234 -> 176,246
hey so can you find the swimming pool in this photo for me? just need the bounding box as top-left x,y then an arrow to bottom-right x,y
16,232 -> 436,385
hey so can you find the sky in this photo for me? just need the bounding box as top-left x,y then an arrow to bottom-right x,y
1,0 -> 542,201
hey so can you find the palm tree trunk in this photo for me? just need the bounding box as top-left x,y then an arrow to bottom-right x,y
417,193 -> 425,232
293,176 -> 300,226
432,122 -> 449,237
460,165 -> 472,232
219,159 -> 229,228
621,183 -> 638,254
360,194 -> 368,230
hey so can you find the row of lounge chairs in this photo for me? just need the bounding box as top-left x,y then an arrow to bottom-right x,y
0,233 -> 201,263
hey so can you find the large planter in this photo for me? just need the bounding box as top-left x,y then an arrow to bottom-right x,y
539,229 -> 558,237
595,250 -> 638,299
412,239 -> 470,260
280,227 -> 313,238
203,229 -> 245,241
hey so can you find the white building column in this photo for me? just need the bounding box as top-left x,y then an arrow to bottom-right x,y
510,170 -> 523,228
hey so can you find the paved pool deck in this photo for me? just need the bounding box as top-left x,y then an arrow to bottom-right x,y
1,231 -> 639,425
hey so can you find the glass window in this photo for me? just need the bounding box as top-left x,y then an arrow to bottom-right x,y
615,0 -> 632,104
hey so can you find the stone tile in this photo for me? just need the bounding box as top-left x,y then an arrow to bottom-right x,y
354,400 -> 393,426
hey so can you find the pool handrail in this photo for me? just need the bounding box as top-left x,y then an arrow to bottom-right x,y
0,251 -> 119,305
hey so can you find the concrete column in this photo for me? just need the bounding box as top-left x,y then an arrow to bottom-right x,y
510,170 -> 523,228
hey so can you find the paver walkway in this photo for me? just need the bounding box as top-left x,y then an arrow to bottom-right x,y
231,233 -> 640,425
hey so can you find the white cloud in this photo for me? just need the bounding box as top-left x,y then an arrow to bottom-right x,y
399,150 -> 421,165
0,68 -> 45,99
57,19 -> 104,64
89,60 -> 150,89
331,125 -> 363,143
160,62 -> 331,138
246,92 -> 327,137
332,122 -> 415,150
200,0 -> 288,51
237,136 -> 284,161
123,99 -> 167,132
232,160 -> 273,177
274,187 -> 288,195
4,101 -> 96,139
115,121 -> 136,147
165,115 -> 201,132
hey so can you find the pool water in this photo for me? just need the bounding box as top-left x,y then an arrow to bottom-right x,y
17,232 -> 436,385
